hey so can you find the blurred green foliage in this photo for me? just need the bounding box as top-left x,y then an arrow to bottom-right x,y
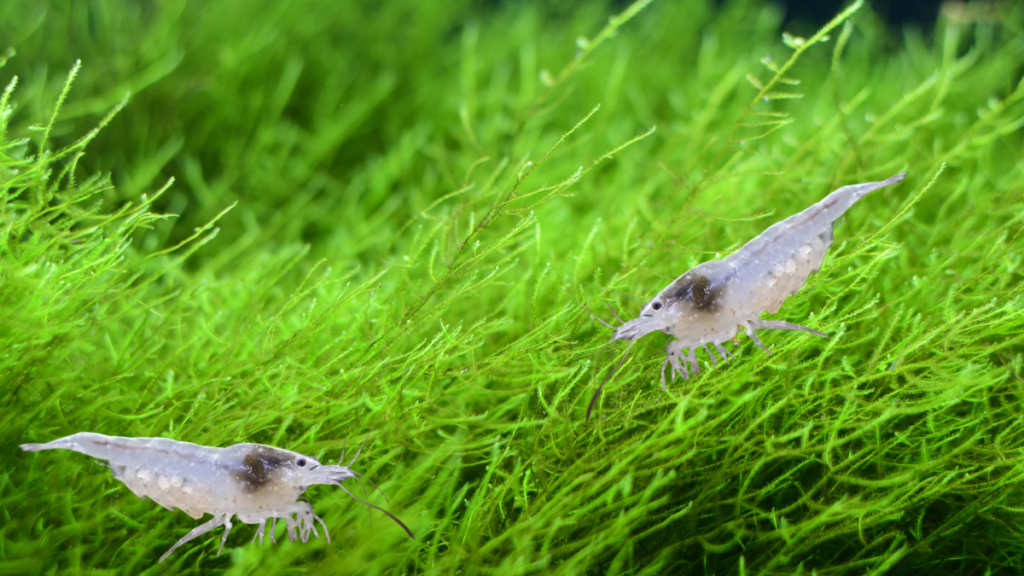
2,0 -> 1024,574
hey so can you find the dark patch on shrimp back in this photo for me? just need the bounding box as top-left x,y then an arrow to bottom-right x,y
236,447 -> 292,492
669,273 -> 723,312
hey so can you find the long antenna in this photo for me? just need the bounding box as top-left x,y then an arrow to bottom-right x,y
350,472 -> 373,524
337,483 -> 415,539
607,304 -> 625,324
582,303 -> 618,330
592,332 -> 616,385
586,338 -> 634,422
353,470 -> 394,511
347,433 -> 371,468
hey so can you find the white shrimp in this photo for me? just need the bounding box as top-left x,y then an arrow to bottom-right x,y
20,432 -> 414,563
587,172 -> 908,420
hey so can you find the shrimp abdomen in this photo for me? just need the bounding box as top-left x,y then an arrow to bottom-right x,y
21,432 -> 117,458
724,172 -> 906,315
728,173 -> 905,269
817,172 -> 907,223
21,433 -> 211,466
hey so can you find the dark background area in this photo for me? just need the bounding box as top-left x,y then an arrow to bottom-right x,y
778,0 -> 946,28
703,0 -> 952,31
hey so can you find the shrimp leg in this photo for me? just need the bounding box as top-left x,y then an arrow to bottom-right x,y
744,324 -> 771,354
749,319 -> 828,338
286,503 -> 331,543
684,347 -> 701,376
285,514 -> 300,542
713,342 -> 735,364
251,518 -> 277,546
217,516 -> 234,555
310,511 -> 331,543
702,344 -> 718,368
159,513 -> 232,563
665,341 -> 690,382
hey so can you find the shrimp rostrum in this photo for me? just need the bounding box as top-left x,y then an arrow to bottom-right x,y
21,432 -> 414,563
587,172 -> 907,420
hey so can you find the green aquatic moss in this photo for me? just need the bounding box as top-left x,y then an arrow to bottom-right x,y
2,0 -> 1024,574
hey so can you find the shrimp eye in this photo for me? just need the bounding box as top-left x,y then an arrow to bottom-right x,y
651,301 -> 662,310
296,458 -> 307,467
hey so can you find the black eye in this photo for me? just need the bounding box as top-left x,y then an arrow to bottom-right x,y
296,458 -> 306,467
651,301 -> 662,310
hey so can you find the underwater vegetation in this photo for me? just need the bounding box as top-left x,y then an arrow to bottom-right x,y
1,0 -> 1023,574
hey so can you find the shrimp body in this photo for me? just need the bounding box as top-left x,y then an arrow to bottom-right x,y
21,432 -> 414,563
587,173 -> 907,419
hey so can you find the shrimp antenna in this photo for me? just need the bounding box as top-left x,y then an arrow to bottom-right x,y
351,471 -> 373,525
353,470 -> 394,511
582,303 -> 617,330
337,483 -> 415,539
591,332 -> 616,386
586,338 -> 634,422
347,433 -> 371,468
607,305 -> 625,325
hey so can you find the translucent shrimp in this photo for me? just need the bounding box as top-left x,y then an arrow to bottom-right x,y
21,432 -> 414,563
587,172 -> 907,420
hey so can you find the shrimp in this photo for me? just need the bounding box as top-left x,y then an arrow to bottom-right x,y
586,172 -> 908,420
20,432 -> 414,563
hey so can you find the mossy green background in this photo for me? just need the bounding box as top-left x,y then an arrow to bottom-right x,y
2,0 -> 1024,573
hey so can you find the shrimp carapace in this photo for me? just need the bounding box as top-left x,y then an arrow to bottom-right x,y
21,432 -> 414,563
586,172 -> 908,421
